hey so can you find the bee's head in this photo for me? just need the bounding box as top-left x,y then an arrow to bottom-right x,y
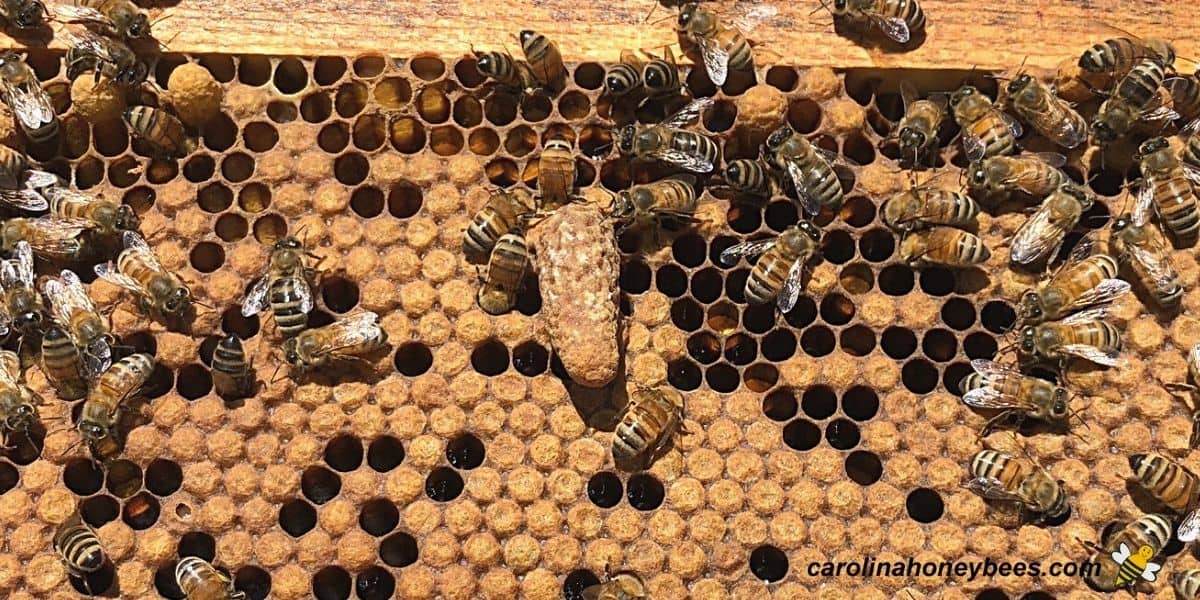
1061,183 -> 1092,210
766,126 -> 793,150
78,421 -> 107,441
611,191 -> 635,220
518,30 -> 536,46
1112,214 -> 1132,232
282,338 -> 301,365
897,127 -> 926,151
950,86 -> 977,109
126,13 -> 150,38
614,125 -> 636,154
164,287 -> 190,314
276,236 -> 303,251
832,0 -> 850,13
797,220 -> 822,242
13,310 -> 41,334
1006,73 -> 1033,96
677,3 -> 699,28
1090,118 -> 1117,143
1135,136 -> 1170,162
115,205 -> 140,231
14,2 -> 44,27
5,402 -> 34,431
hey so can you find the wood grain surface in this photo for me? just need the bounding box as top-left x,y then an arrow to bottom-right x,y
11,0 -> 1200,71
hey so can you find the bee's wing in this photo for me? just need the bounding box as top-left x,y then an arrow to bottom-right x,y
1133,183 -> 1155,227
695,36 -> 729,86
1178,509 -> 1200,542
1059,343 -> 1123,367
54,269 -> 98,323
869,14 -> 911,44
961,134 -> 987,162
0,350 -> 20,383
720,238 -> 777,265
619,48 -> 641,67
1062,278 -> 1131,313
1125,241 -> 1180,297
899,80 -> 919,113
55,5 -> 117,29
784,161 -> 821,215
0,189 -> 46,213
1141,104 -> 1181,123
323,311 -> 383,352
25,218 -> 89,258
6,83 -> 55,134
1000,111 -> 1023,138
12,240 -> 33,287
661,97 -> 714,129
1111,543 -> 1131,563
240,275 -> 271,317
121,230 -> 164,270
1027,152 -> 1067,168
21,169 -> 59,190
728,3 -> 777,34
776,258 -> 806,313
1181,162 -> 1200,187
93,261 -> 144,294
649,144 -> 714,173
963,477 -> 1025,503
1065,233 -> 1096,263
63,29 -> 117,63
82,338 -> 113,381
1010,202 -> 1069,265
1046,111 -> 1089,148
1059,305 -> 1112,325
580,585 -> 602,600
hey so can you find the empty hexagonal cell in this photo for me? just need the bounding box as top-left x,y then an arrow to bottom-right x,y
800,326 -> 835,357
626,473 -> 665,510
920,267 -> 956,296
902,359 -> 939,394
324,435 -> 364,472
705,363 -> 739,393
425,466 -> 464,502
840,325 -> 876,357
964,332 -> 999,360
238,55 -> 271,85
762,388 -> 798,422
878,264 -> 915,296
394,342 -> 432,377
468,128 -> 500,155
279,499 -> 317,537
563,570 -> 602,600
333,83 -> 366,118
858,228 -> 895,262
145,458 -> 183,497
825,418 -> 860,450
690,267 -> 722,304
471,339 -> 509,376
352,54 -> 387,78
359,498 -> 400,536
314,56 -> 347,85
750,545 -> 789,583
906,487 -> 945,523
819,293 -> 855,325
706,301 -> 739,336
177,531 -> 216,561
783,419 -> 821,452
742,305 -> 775,335
81,494 -> 120,527
253,214 -> 288,245
175,363 -> 213,399
267,100 -> 298,123
313,566 -> 351,600
221,306 -> 259,339
842,386 -> 880,421
941,297 -> 977,330
587,471 -> 623,508
379,531 -> 418,567
981,300 -> 1017,334
301,466 -> 342,504
943,361 -> 974,395
64,458 -> 104,495
154,560 -> 186,598
802,386 -> 837,420
761,329 -> 797,362
355,566 -> 395,600
787,99 -> 822,133
783,296 -> 818,329
202,114 -> 239,151
190,242 -> 225,273
667,358 -> 701,391
512,341 -> 549,376
845,451 -> 883,485
687,331 -> 721,365
367,436 -> 405,472
235,566 -> 272,600
727,204 -> 762,234
743,363 -> 778,393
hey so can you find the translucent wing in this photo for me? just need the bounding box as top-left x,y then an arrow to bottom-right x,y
580,585 -> 602,600
7,85 -> 55,134
899,80 -> 919,113
963,477 -> 1025,503
46,269 -> 97,327
22,169 -> 59,190
619,49 -> 641,67
1060,343 -> 1123,367
652,147 -> 714,173
0,188 -> 48,211
1000,111 -> 1024,138
1182,162 -> 1200,186
55,5 -> 117,29
1111,543 -> 1131,564
961,134 -> 987,162
121,230 -> 164,271
1047,113 -> 1088,148
720,238 -> 778,265
0,350 -> 19,383
1141,105 -> 1181,123
969,358 -> 1021,379
93,261 -> 144,294
1059,305 -> 1112,325
1028,152 -> 1068,168
11,240 -> 33,287
1183,119 -> 1200,137
1065,278 -> 1131,312
1127,242 -> 1180,297
785,161 -> 821,215
871,15 -> 911,44
323,311 -> 383,351
1067,234 -> 1096,262
63,30 -> 117,63
962,360 -> 1036,409
297,283 -> 315,314
82,339 -> 113,381
1142,562 -> 1162,582
695,36 -> 729,86
1133,184 -> 1155,227
661,97 -> 713,129
1010,203 -> 1069,265
776,258 -> 806,313
1178,509 -> 1200,542
240,276 -> 271,317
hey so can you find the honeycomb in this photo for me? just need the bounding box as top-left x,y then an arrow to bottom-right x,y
1,41 -> 1199,600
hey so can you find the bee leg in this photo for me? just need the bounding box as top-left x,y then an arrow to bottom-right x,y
980,410 -> 1017,437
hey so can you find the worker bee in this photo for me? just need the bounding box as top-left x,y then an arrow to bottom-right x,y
211,334 -> 255,401
175,556 -> 246,600
0,240 -> 45,337
283,310 -> 388,377
472,50 -> 538,95
899,226 -> 991,268
582,570 -> 647,600
1082,513 -> 1171,592
1092,59 -> 1178,144
477,230 -> 530,315
949,85 -> 1021,161
464,188 -> 535,259
125,106 -> 194,159
0,52 -> 57,145
611,175 -> 699,233
1135,136 -> 1200,246
46,187 -> 140,239
241,236 -> 316,338
43,269 -> 112,378
76,352 -> 154,446
764,125 -> 843,215
1166,75 -> 1200,124
960,359 -> 1072,435
613,385 -> 685,470
825,0 -> 926,44
963,449 -> 1068,523
882,176 -> 979,233
721,158 -> 776,198
1109,212 -> 1184,308
966,153 -> 1069,198
1018,307 -> 1122,368
1129,453 -> 1198,517
891,80 -> 945,165
56,0 -> 152,41
0,0 -> 46,28
537,138 -> 576,208
1017,237 -> 1129,325
0,349 -> 38,445
519,30 -> 566,93
613,97 -> 719,173
1010,183 -> 1092,267
0,216 -> 92,262
720,221 -> 822,312
95,231 -> 194,318
40,324 -> 88,401
1185,133 -> 1200,172
1004,71 -> 1088,148
54,513 -> 106,590
676,2 -> 754,86
1079,36 -> 1175,78
605,47 -> 683,102
0,144 -> 56,208
1173,569 -> 1200,599
64,29 -> 148,85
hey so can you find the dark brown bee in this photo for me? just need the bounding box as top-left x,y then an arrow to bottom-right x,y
211,334 -> 254,402
950,85 -> 1021,161
0,0 -> 47,28
827,0 -> 925,44
721,222 -> 822,312
1092,59 -> 1177,144
77,353 -> 154,447
0,240 -> 46,337
1129,453 -> 1198,516
0,145 -> 57,210
1110,212 -> 1184,308
613,97 -> 718,173
582,571 -> 647,600
283,311 -> 388,378
1134,136 -> 1200,246
464,188 -> 535,259
676,2 -> 754,86
241,236 -> 315,338
1082,513 -> 1172,592
1005,71 -> 1088,148
40,324 -> 88,401
612,175 -> 698,233
883,176 -> 979,233
612,386 -> 685,470
1018,307 -> 1123,368
1186,133 -> 1200,170
899,226 -> 991,268
64,30 -> 148,86
472,50 -> 537,95
54,513 -> 106,587
125,106 -> 194,159
605,47 -> 683,103
519,30 -> 566,93
891,80 -> 945,164
764,125 -> 842,215
966,153 -> 1069,198
95,231 -> 194,318
1010,183 -> 1092,267
1017,237 -> 1129,325
57,0 -> 152,41
1078,36 -> 1174,77
961,359 -> 1072,435
964,449 -> 1068,523
1166,75 -> 1200,124
0,51 -> 58,145
477,230 -> 530,315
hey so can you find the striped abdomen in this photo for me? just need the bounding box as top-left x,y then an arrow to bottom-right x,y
519,30 -> 566,88
716,27 -> 753,72
211,334 -> 254,399
667,131 -> 719,171
475,51 -> 534,90
1175,569 -> 1200,599
538,141 -> 575,206
1060,320 -> 1122,355
745,245 -> 799,306
116,250 -> 163,290
969,449 -> 1025,484
642,58 -> 680,96
54,520 -> 105,576
125,106 -> 188,157
612,388 -> 682,466
604,63 -> 640,96
269,278 -> 310,337
1079,38 -> 1174,74
41,325 -> 87,401
966,112 -> 1018,159
1167,76 -> 1200,122
1116,60 -> 1167,110
724,159 -> 772,196
648,178 -> 698,214
908,227 -> 990,267
91,353 -> 153,408
0,144 -> 26,186
919,189 -> 979,227
1186,135 -> 1200,170
1038,255 -> 1119,320
878,0 -> 925,34
1130,453 -> 1198,513
1151,173 -> 1200,244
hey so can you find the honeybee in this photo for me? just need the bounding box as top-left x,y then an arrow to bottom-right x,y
1166,75 -> 1200,124
960,359 -> 1072,435
1003,72 -> 1088,149
1092,59 -> 1178,144
64,29 -> 148,86
1082,513 -> 1172,592
54,513 -> 106,589
1185,133 -> 1200,176
283,310 -> 388,377
95,231 -> 194,318
46,186 -> 140,239
1128,453 -> 1198,517
0,349 -> 38,445
0,52 -> 57,145
43,269 -> 112,378
882,176 -> 979,233
0,240 -> 45,337
1010,183 -> 1092,266
211,334 -> 254,401
764,125 -> 843,215
1166,343 -> 1200,448
611,175 -> 698,233
125,106 -> 193,159
1109,212 -> 1184,308
613,97 -> 718,173
582,570 -> 647,600
965,153 -> 1069,198
899,226 -> 991,268
175,556 -> 246,600
0,0 -> 46,28
464,188 -> 535,259
0,216 -> 92,262
891,80 -> 945,164
949,85 -> 1021,161
825,0 -> 925,44
538,138 -> 576,208
613,385 -> 685,470
0,144 -> 57,206
40,324 -> 88,401
721,158 -> 776,198
964,449 -> 1068,523
676,2 -> 754,86
477,230 -> 530,315
1017,237 -> 1129,325
241,236 -> 315,338
56,0 -> 152,41
472,50 -> 537,95
76,352 -> 154,446
1018,307 -> 1122,368
1079,36 -> 1174,78
605,47 -> 683,103
1173,569 -> 1200,599
1135,137 -> 1200,246
519,30 -> 566,93
720,221 -> 822,312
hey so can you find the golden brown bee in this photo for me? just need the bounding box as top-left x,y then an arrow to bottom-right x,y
1010,183 -> 1092,266
519,30 -> 566,93
46,187 -> 139,239
1129,453 -> 1198,516
0,144 -> 56,210
721,221 -> 822,312
605,47 -> 683,102
43,269 -> 111,378
899,226 -> 991,268
891,80 -> 945,164
537,138 -> 576,208
964,449 -> 1068,523
613,386 -> 685,470
721,158 -> 776,198
77,352 -> 154,446
826,0 -> 925,44
1110,212 -> 1184,308
64,29 -> 148,86
1166,75 -> 1200,124
612,175 -> 698,233
40,324 -> 88,401
0,240 -> 45,337
1082,513 -> 1172,592
57,0 -> 152,41
1135,136 -> 1200,246
1,0 -> 47,28
241,236 -> 316,339
95,231 -> 194,318
764,125 -> 842,215
0,216 -> 92,262
1018,307 -> 1122,368
283,311 -> 388,378
1005,71 -> 1088,148
211,334 -> 254,402
1079,36 -> 1175,78
0,52 -> 57,145
175,556 -> 246,600
472,50 -> 538,95
0,349 -> 38,445
966,153 -> 1069,198
1017,237 -> 1129,325
477,230 -> 530,316
582,570 -> 647,600
1174,569 -> 1200,599
464,187 -> 535,259
614,97 -> 718,173
960,359 -> 1072,435
949,85 -> 1021,161
1092,58 -> 1177,144
676,2 -> 754,86
125,106 -> 193,159
882,176 -> 979,233
54,513 -> 106,585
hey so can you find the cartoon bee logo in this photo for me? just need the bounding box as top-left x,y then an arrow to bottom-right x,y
1114,543 -> 1162,588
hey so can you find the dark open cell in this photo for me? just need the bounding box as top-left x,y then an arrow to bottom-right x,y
301,466 -> 342,504
669,359 -> 702,392
724,334 -> 757,365
907,487 -> 945,522
783,419 -> 821,451
235,566 -> 273,600
177,531 -> 216,561
1088,167 -> 1124,197
842,134 -> 876,165
512,341 -> 549,376
822,230 -> 854,264
655,264 -> 688,297
845,451 -> 883,485
964,332 -> 999,360
840,325 -> 876,356
858,228 -> 895,262
902,359 -> 939,393
5,427 -> 42,466
839,262 -> 875,295
743,304 -> 775,335
279,499 -> 317,537
380,531 -> 419,567
941,297 -> 977,330
690,267 -> 723,304
516,277 -> 543,316
802,386 -> 837,420
765,200 -> 799,232
943,361 -> 974,395
81,495 -> 120,527
367,436 -> 405,472
878,264 -> 914,295
221,306 -> 259,339
69,560 -> 116,596
105,460 -> 143,498
550,353 -> 573,383
981,300 -> 1017,334
446,433 -> 486,470
839,196 -> 877,228
587,471 -> 624,508
563,569 -> 601,600
749,545 -> 789,583
394,342 -> 433,376
324,435 -> 364,472
64,458 -> 103,495
783,296 -> 818,329
620,260 -> 652,295
198,335 -> 221,366
313,566 -> 352,600
355,566 -> 395,600
471,339 -> 509,376
670,298 -> 703,331
762,329 -> 797,361
975,591 -> 1007,600
724,269 -> 750,304
122,492 -> 161,529
800,326 -> 835,357
1019,593 -> 1055,600
176,363 -> 212,400
0,461 -> 18,494
763,389 -> 798,421
425,467 -> 464,501
703,99 -> 738,132
626,473 -> 665,511
154,561 -> 185,599
687,332 -> 721,364
727,203 -> 762,234
183,154 -> 215,182
744,363 -> 778,393
359,498 -> 400,536
922,329 -> 959,362
820,293 -> 855,325
842,386 -> 880,421
787,98 -> 822,133
672,234 -> 707,268
920,267 -> 956,296
705,363 -> 740,393
321,277 -> 361,313
709,236 -> 739,268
